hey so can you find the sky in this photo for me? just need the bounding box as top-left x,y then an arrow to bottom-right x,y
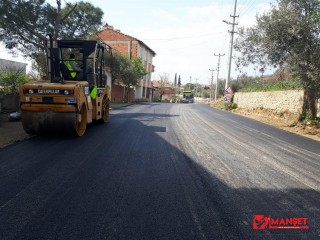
0,0 -> 277,85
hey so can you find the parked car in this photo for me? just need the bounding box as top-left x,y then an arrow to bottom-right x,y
8,111 -> 22,121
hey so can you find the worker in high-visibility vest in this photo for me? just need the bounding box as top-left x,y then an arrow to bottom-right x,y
64,53 -> 82,79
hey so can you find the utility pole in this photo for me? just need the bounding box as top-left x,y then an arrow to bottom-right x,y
208,69 -> 216,102
189,76 -> 192,90
223,0 -> 239,89
194,78 -> 198,98
214,53 -> 225,101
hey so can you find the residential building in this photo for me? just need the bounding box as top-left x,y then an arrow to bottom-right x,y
0,59 -> 27,75
152,80 -> 177,102
97,24 -> 156,101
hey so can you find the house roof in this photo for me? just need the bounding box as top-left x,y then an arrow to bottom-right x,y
162,89 -> 175,94
97,24 -> 156,56
152,80 -> 185,89
152,80 -> 175,88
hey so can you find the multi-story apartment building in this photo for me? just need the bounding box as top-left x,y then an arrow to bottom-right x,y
97,24 -> 156,100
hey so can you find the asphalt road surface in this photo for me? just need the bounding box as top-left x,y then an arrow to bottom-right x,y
0,103 -> 319,240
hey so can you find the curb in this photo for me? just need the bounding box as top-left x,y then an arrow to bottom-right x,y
110,103 -> 134,110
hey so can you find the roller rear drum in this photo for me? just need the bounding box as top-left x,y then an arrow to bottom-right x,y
22,106 -> 87,136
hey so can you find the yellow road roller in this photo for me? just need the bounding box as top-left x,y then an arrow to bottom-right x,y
20,38 -> 111,136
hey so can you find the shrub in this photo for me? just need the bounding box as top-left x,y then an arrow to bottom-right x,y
239,79 -> 302,92
0,72 -> 29,94
221,102 -> 238,110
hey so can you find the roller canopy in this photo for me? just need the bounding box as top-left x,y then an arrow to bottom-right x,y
57,40 -> 105,56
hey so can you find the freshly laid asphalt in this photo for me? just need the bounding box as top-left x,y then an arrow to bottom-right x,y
0,103 -> 319,239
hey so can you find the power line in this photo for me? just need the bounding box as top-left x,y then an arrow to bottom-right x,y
141,30 -> 226,42
160,34 -> 227,53
237,0 -> 257,16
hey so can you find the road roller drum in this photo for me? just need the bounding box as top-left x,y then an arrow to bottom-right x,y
22,111 -> 82,135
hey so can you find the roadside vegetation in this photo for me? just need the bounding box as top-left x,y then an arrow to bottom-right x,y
221,102 -> 237,110
234,0 -> 320,120
238,78 -> 302,92
0,73 -> 29,95
0,67 -> 29,95
109,52 -> 147,103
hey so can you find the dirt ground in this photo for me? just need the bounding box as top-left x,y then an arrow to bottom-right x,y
0,103 -> 133,149
210,100 -> 320,142
0,113 -> 30,148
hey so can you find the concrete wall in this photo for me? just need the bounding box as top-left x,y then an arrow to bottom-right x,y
234,90 -> 304,113
0,95 -> 20,113
111,85 -> 135,103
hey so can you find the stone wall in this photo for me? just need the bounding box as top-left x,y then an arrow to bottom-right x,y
234,90 -> 304,113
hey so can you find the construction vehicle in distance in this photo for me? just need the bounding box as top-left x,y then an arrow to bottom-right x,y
181,90 -> 194,103
19,36 -> 111,136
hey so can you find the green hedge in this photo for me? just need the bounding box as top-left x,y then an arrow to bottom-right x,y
239,79 -> 302,92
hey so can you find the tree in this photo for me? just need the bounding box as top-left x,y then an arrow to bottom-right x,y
184,83 -> 194,91
0,0 -> 103,68
174,73 -> 177,87
235,0 -> 320,119
29,52 -> 48,79
158,73 -> 170,101
123,58 -> 147,91
201,86 -> 211,98
109,52 -> 125,80
111,52 -> 147,102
